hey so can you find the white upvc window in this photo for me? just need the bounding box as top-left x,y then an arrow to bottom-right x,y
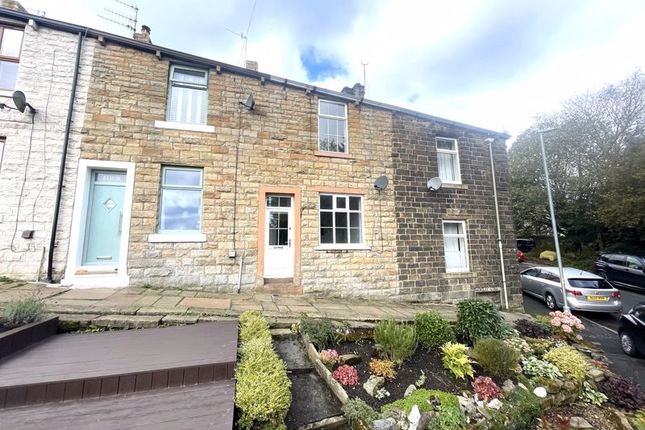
0,25 -> 23,91
319,194 -> 363,245
166,65 -> 208,125
318,100 -> 348,153
442,221 -> 469,272
158,166 -> 203,233
436,137 -> 461,183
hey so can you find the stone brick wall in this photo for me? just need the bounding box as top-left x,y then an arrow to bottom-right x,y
0,25 -> 95,280
78,43 -> 399,296
391,113 -> 522,308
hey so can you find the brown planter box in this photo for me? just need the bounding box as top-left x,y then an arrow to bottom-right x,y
0,316 -> 58,360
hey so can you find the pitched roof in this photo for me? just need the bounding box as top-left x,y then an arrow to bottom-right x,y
0,7 -> 510,139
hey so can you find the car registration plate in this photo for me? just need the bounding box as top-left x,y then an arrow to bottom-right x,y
587,296 -> 609,301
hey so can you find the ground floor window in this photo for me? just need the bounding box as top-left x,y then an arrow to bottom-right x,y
158,166 -> 203,233
319,194 -> 363,245
442,220 -> 469,272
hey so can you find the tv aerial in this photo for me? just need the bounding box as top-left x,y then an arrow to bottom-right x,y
98,0 -> 139,36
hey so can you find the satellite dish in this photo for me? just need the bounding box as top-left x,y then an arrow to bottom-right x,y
240,94 -> 255,110
12,90 -> 36,113
427,177 -> 442,191
374,175 -> 388,191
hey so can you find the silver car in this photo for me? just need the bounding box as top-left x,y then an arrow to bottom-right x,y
520,266 -> 622,313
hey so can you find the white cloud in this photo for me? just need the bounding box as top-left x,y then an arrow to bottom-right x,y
20,0 -> 645,142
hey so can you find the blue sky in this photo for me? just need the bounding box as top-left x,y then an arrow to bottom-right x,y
20,0 -> 645,141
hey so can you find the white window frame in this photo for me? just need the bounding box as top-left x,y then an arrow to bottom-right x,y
442,220 -> 469,273
318,100 -> 349,154
0,25 -> 23,91
157,166 -> 203,234
317,193 -> 368,250
166,64 -> 209,125
436,137 -> 461,184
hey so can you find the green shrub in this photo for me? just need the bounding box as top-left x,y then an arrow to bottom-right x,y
300,316 -> 336,350
427,405 -> 467,430
1,296 -> 45,329
382,389 -> 459,415
239,310 -> 271,345
373,319 -> 417,363
342,398 -> 379,426
414,311 -> 455,351
544,345 -> 589,382
472,338 -> 521,380
490,385 -> 541,430
454,298 -> 504,345
440,342 -> 474,380
236,312 -> 291,430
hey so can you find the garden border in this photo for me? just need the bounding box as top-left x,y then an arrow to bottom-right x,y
0,316 -> 59,360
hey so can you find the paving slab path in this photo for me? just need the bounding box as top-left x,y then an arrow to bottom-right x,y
0,281 -> 528,327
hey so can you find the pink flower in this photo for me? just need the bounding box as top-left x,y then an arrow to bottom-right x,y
576,335 -> 583,340
549,312 -> 555,317
562,325 -> 572,333
552,319 -> 562,327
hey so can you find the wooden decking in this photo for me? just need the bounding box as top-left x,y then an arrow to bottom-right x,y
0,321 -> 238,429
0,380 -> 235,430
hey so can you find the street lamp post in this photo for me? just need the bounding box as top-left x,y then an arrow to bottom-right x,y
538,129 -> 570,313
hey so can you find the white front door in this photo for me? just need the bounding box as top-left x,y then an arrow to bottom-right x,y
264,195 -> 294,278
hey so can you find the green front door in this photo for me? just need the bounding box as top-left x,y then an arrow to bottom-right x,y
82,170 -> 126,266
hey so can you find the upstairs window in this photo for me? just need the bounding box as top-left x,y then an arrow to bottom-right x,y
320,194 -> 363,245
158,166 -> 203,233
318,100 -> 348,153
436,137 -> 461,183
167,65 -> 208,125
0,26 -> 23,90
442,221 -> 469,272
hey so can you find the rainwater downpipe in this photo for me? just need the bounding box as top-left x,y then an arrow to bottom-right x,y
486,137 -> 509,310
46,31 -> 84,283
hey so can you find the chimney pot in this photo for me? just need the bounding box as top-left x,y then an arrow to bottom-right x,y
141,25 -> 151,35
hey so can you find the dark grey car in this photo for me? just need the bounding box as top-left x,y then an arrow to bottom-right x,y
595,253 -> 645,291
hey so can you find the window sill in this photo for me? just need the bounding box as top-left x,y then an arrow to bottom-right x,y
314,150 -> 354,159
148,233 -> 207,243
154,120 -> 215,133
443,271 -> 476,278
314,244 -> 372,251
441,182 -> 468,190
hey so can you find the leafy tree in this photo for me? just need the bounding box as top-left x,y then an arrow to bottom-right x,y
510,71 -> 645,253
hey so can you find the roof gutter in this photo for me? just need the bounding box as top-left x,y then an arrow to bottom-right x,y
46,31 -> 83,283
0,7 -> 510,139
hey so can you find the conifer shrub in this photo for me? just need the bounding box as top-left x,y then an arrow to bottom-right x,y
414,311 -> 455,351
472,338 -> 521,380
236,311 -> 291,429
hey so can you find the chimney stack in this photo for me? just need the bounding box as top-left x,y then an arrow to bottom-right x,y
245,60 -> 258,72
134,25 -> 152,44
341,83 -> 365,102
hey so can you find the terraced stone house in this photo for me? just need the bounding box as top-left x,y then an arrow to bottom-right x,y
0,7 -> 521,309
